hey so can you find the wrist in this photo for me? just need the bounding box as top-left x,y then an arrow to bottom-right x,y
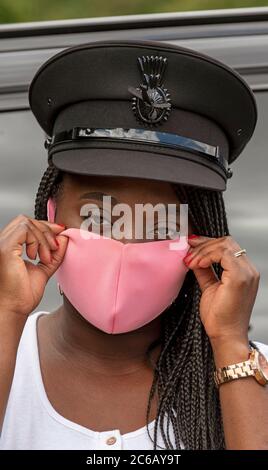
0,308 -> 29,324
210,336 -> 250,368
0,309 -> 28,350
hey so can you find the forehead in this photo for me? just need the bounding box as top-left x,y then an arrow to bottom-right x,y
60,173 -> 181,204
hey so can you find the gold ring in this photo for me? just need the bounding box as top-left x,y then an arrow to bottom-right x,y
234,249 -> 247,258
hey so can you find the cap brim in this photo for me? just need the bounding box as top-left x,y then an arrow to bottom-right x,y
52,147 -> 226,191
29,40 -> 257,165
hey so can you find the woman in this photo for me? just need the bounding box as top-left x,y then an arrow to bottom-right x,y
0,40 -> 267,450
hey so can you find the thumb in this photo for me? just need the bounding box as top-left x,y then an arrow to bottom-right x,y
192,265 -> 219,293
36,234 -> 69,281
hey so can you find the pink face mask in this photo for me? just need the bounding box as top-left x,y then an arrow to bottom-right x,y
47,198 -> 190,334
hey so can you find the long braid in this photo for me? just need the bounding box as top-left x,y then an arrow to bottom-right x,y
34,163 -> 229,450
34,157 -> 63,220
145,185 -> 229,450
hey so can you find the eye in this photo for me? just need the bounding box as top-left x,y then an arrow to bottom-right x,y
167,227 -> 180,239
82,208 -> 111,229
147,223 -> 180,240
91,212 -> 110,226
155,226 -> 169,237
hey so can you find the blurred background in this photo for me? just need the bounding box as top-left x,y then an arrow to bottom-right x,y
0,1 -> 267,342
0,0 -> 268,22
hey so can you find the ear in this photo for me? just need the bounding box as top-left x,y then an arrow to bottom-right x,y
47,197 -> 56,223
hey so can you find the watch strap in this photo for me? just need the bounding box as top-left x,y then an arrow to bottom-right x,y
214,349 -> 255,387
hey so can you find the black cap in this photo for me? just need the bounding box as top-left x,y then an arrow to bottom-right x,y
28,39 -> 258,191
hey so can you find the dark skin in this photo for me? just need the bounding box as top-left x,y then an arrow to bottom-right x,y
37,174 -> 190,434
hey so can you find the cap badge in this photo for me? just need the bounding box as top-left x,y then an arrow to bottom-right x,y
128,55 -> 171,125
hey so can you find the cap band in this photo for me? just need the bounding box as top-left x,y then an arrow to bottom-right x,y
45,127 -> 228,174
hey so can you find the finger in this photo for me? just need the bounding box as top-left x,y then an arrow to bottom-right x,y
1,217 -> 66,265
187,235 -> 220,251
191,264 -> 220,293
0,214 -> 65,237
24,227 -> 40,260
30,218 -> 65,235
0,219 -> 65,260
1,218 -> 63,263
186,236 -> 241,266
23,221 -> 54,264
1,223 -> 39,261
185,245 -> 249,279
36,234 -> 69,282
186,235 -> 220,260
32,221 -> 66,257
188,234 -> 217,242
30,220 -> 59,252
51,234 -> 69,264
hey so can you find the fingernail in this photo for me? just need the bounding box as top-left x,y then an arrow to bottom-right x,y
188,234 -> 200,239
58,223 -> 65,228
183,253 -> 193,264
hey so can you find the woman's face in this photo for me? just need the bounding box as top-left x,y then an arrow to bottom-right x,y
54,173 -> 192,242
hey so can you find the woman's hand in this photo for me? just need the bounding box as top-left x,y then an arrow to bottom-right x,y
0,214 -> 68,317
183,235 -> 260,344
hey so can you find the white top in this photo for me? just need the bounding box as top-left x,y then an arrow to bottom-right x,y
0,311 -> 268,450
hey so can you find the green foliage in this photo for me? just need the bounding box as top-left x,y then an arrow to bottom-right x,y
0,0 -> 267,24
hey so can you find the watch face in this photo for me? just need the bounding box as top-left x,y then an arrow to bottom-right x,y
257,352 -> 268,381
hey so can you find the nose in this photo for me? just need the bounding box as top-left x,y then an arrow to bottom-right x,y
110,215 -> 146,243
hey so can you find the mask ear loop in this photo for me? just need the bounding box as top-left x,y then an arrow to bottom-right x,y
47,199 -> 63,296
47,197 -> 56,223
57,283 -> 63,296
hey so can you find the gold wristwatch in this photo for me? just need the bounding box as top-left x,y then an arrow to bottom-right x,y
214,346 -> 268,387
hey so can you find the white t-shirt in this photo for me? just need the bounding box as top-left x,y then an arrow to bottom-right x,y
0,311 -> 268,450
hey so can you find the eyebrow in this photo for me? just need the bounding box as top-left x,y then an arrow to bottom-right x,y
79,191 -> 180,213
79,191 -> 118,206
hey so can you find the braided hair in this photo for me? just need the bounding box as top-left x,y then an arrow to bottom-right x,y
34,157 -> 228,450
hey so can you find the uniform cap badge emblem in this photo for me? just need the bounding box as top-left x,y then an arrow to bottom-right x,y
128,55 -> 171,125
